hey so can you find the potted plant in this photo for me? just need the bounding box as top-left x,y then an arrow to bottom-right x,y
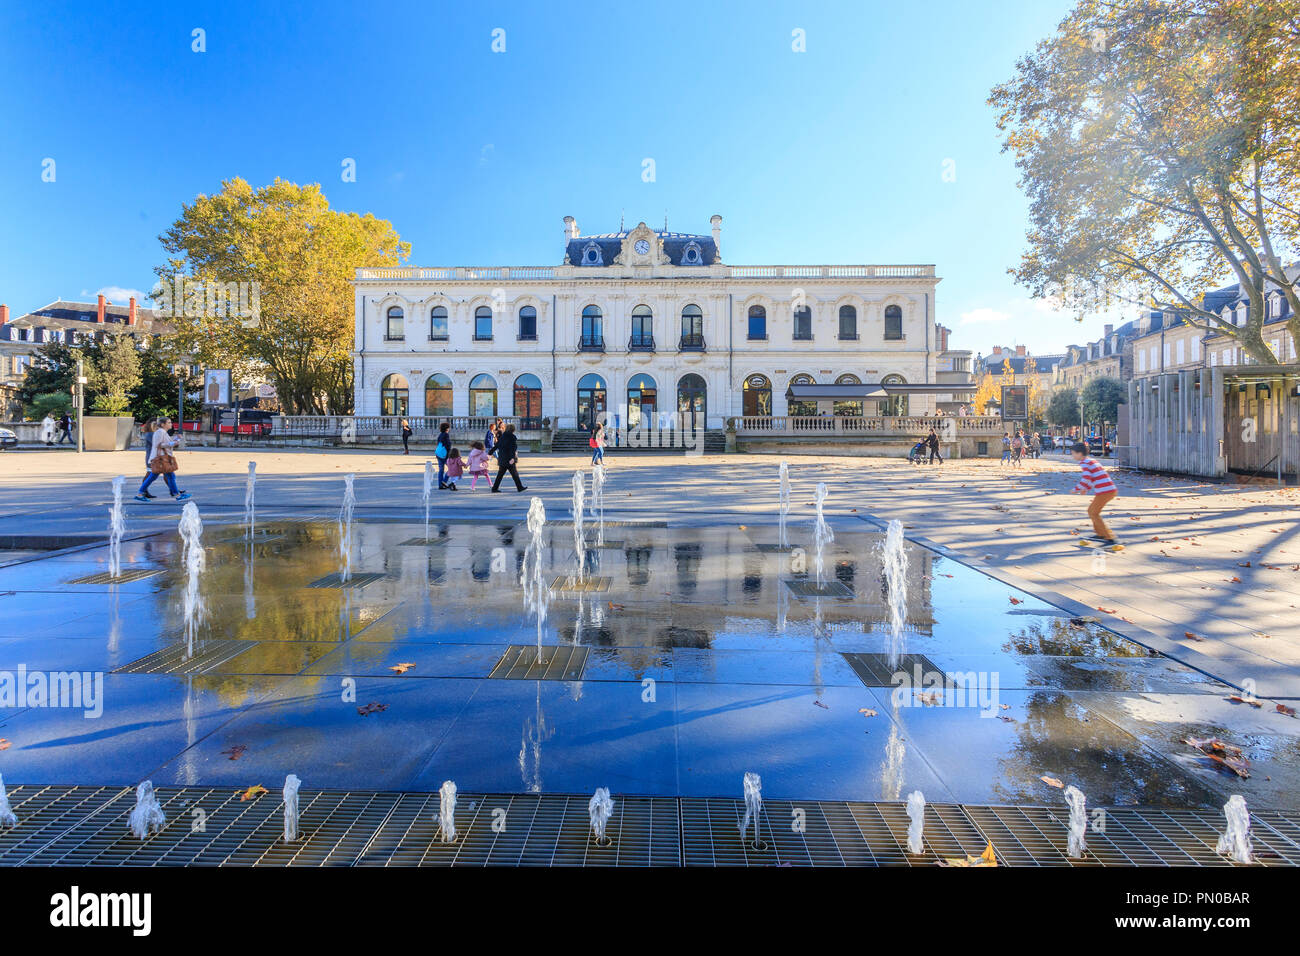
83,335 -> 141,451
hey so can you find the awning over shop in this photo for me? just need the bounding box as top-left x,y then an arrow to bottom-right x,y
784,382 -> 977,400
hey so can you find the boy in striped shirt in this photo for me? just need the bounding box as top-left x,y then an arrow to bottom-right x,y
1070,442 -> 1118,545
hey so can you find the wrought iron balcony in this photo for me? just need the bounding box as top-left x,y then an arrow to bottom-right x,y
679,334 -> 706,351
628,335 -> 655,351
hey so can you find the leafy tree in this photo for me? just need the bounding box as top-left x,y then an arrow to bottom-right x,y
85,334 -> 141,415
18,339 -> 94,408
1080,375 -> 1126,428
973,371 -> 998,413
1047,387 -> 1081,427
28,391 -> 74,421
990,0 -> 1300,365
155,178 -> 409,414
132,348 -> 201,421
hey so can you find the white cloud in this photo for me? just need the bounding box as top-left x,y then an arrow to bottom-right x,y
96,286 -> 149,304
959,307 -> 1011,325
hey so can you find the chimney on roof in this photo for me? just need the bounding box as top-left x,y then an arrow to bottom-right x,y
96,294 -> 106,323
1016,344 -> 1026,356
563,216 -> 579,241
710,214 -> 722,251
1104,323 -> 1114,337
992,345 -> 1002,355
0,304 -> 7,326
128,296 -> 137,326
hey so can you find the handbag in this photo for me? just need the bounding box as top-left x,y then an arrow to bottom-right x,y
150,451 -> 178,475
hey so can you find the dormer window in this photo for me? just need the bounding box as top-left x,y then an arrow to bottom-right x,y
681,241 -> 703,265
581,241 -> 604,266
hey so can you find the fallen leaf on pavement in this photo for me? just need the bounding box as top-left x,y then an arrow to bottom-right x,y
389,662 -> 416,674
1040,775 -> 1064,789
1183,631 -> 1206,642
1227,695 -> 1262,709
357,702 -> 388,716
858,708 -> 877,717
238,785 -> 268,801
221,745 -> 248,761
938,842 -> 998,867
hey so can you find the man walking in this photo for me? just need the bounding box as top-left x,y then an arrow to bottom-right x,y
57,411 -> 73,444
490,423 -> 528,493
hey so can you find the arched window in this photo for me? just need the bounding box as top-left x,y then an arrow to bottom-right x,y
747,305 -> 767,340
581,305 -> 603,349
834,373 -> 862,417
469,373 -> 497,417
880,373 -> 908,416
627,373 -> 658,429
518,305 -> 537,341
793,305 -> 812,341
630,305 -> 654,350
788,374 -> 817,416
743,373 -> 772,417
474,306 -> 493,340
576,373 -> 606,431
424,373 -> 452,418
677,373 -> 707,428
514,373 -> 542,427
429,306 -> 449,341
885,305 -> 903,341
380,373 -> 409,416
680,304 -> 704,349
386,306 -> 405,341
838,305 -> 857,340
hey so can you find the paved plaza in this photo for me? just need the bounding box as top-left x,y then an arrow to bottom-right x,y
1,447 -> 1297,855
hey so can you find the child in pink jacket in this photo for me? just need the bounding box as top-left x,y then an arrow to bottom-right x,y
466,441 -> 491,490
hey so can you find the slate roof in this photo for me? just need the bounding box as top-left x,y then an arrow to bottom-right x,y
0,299 -> 171,342
979,353 -> 1064,375
564,229 -> 720,267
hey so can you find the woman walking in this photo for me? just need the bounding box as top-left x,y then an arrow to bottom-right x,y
138,419 -> 159,498
400,417 -> 413,455
134,417 -> 190,502
590,421 -> 607,466
435,421 -> 452,488
40,414 -> 56,446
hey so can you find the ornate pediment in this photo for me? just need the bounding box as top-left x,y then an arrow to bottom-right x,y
615,222 -> 668,266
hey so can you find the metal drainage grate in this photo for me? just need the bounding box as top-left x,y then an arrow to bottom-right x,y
308,572 -> 386,589
114,639 -> 255,675
785,579 -> 853,598
398,537 -> 448,547
1,785 -> 1298,867
489,644 -> 590,681
548,520 -> 668,529
549,575 -> 611,593
842,652 -> 953,688
754,543 -> 796,553
68,568 -> 163,585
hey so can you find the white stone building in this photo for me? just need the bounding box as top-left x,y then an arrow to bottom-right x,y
351,217 -> 948,432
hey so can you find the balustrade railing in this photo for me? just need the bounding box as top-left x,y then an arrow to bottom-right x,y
272,415 -> 542,440
732,415 -> 1005,436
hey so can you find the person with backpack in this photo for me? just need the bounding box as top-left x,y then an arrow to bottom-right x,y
435,421 -> 452,488
590,421 -> 607,465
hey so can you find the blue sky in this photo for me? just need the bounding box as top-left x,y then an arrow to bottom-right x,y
0,0 -> 1114,354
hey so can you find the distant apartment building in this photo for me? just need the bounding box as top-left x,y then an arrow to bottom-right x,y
1054,322 -> 1138,390
0,295 -> 168,417
975,344 -> 1064,391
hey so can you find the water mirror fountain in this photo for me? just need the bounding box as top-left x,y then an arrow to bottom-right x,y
244,461 -> 257,540
282,773 -> 302,843
521,497 -> 549,665
338,473 -> 356,583
905,790 -> 925,854
437,780 -> 458,843
739,771 -> 764,849
127,780 -> 165,839
422,461 -> 434,542
107,475 -> 125,579
588,787 -> 614,845
571,471 -> 586,578
1064,785 -> 1087,858
812,482 -> 833,589
0,773 -> 16,828
178,502 -> 205,656
1216,794 -> 1254,863
880,518 -> 910,669
777,461 -> 791,549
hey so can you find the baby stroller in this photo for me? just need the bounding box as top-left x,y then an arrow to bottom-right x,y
907,440 -> 928,464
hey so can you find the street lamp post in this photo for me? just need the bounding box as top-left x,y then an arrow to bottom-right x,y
75,359 -> 86,454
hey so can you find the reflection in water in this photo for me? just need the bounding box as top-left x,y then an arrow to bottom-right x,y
1003,619 -> 1151,657
244,541 -> 256,621
880,710 -> 907,801
519,683 -> 552,793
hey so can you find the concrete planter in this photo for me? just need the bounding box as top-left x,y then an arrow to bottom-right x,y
82,416 -> 135,451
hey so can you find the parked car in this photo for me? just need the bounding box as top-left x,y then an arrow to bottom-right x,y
1086,436 -> 1112,456
0,427 -> 16,450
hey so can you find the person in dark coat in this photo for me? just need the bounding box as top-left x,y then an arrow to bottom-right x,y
490,424 -> 528,492
436,421 -> 452,488
926,428 -> 942,465
400,418 -> 413,455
